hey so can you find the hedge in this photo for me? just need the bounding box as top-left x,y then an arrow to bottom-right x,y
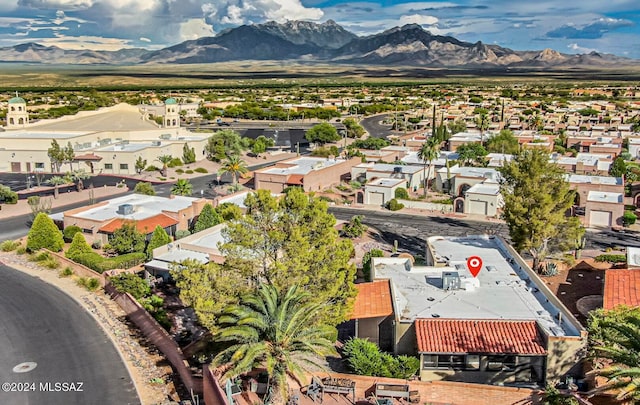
71,251 -> 146,273
594,254 -> 626,263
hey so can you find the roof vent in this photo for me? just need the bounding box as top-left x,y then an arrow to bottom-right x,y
442,271 -> 461,291
118,204 -> 134,215
431,313 -> 440,318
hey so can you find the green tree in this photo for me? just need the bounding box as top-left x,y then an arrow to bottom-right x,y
64,141 -> 75,171
205,129 -> 244,162
156,154 -> 172,177
475,112 -> 490,143
305,123 -> 340,145
182,142 -> 196,164
218,155 -> 248,186
447,118 -> 467,135
65,169 -> 90,191
343,338 -> 419,379
216,202 -> 242,221
341,215 -> 367,238
610,157 -> 627,178
588,306 -> 640,401
251,137 -> 267,156
133,181 -> 156,196
109,223 -> 145,254
62,225 -> 82,242
170,178 -> 193,196
65,232 -> 93,259
352,137 -> 390,150
47,139 -> 65,172
193,203 -> 222,233
146,225 -> 171,259
220,189 -> 356,326
456,142 -> 488,166
108,273 -> 150,300
499,149 -> 584,272
486,129 -> 520,155
213,285 -> 337,404
418,138 -> 439,197
27,212 -> 64,252
47,175 -> 68,199
135,156 -> 147,174
343,118 -> 365,138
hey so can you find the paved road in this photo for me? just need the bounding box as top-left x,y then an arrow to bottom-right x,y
360,114 -> 397,139
329,207 -> 640,256
0,263 -> 139,405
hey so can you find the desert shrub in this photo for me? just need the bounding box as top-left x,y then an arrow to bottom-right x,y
167,158 -> 183,168
144,165 -> 159,172
29,250 -> 52,262
430,198 -> 453,205
394,187 -> 409,200
62,225 -> 82,242
133,182 -> 156,196
595,254 -> 627,263
0,239 -> 21,252
77,277 -> 100,291
362,248 -> 384,282
42,257 -> 60,269
623,210 -> 637,226
95,252 -> 146,272
185,169 -> 194,174
72,251 -> 106,271
349,180 -> 362,189
386,198 -> 404,211
15,246 -> 27,255
194,167 -> 208,173
108,273 -> 150,299
342,215 -> 366,239
175,169 -> 184,174
91,240 -> 102,250
60,266 -> 74,277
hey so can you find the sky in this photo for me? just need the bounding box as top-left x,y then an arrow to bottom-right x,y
0,0 -> 638,58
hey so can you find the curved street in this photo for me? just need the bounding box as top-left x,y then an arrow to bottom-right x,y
360,113 -> 397,139
0,263 -> 139,405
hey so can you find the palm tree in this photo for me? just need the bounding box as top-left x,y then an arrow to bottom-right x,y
218,155 -> 248,187
213,285 -> 337,404
418,138 -> 440,197
47,176 -> 68,199
170,178 -> 192,196
156,154 -> 173,177
476,113 -> 490,144
588,307 -> 640,401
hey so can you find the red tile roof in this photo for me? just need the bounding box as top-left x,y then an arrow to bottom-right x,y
415,319 -> 546,355
604,270 -> 640,310
73,153 -> 103,161
99,213 -> 178,234
286,174 -> 304,185
349,280 -> 393,320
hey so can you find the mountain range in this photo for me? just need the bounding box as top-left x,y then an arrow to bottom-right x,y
0,20 -> 635,68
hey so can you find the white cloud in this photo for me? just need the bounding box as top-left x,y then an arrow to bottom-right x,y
567,43 -> 597,53
18,0 -> 94,10
205,0 -> 323,27
398,14 -> 438,26
38,34 -> 133,50
139,37 -> 151,42
179,18 -> 214,41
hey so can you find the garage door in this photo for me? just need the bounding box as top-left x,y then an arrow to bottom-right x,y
368,192 -> 384,206
468,200 -> 488,215
590,210 -> 612,227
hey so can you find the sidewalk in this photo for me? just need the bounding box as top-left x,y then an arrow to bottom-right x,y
0,185 -> 129,220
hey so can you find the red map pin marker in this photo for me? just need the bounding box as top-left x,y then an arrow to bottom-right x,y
467,256 -> 483,278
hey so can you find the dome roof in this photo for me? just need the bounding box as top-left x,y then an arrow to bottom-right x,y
8,96 -> 25,104
164,98 -> 178,105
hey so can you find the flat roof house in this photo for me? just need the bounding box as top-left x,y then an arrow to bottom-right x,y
348,235 -> 586,387
253,156 -> 359,193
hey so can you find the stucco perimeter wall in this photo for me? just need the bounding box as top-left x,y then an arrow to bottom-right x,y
46,249 -> 106,286
545,335 -> 587,384
302,157 -> 361,192
399,199 -> 454,212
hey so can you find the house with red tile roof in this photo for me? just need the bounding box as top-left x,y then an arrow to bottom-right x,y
348,235 -> 586,387
603,268 -> 640,310
58,194 -> 211,245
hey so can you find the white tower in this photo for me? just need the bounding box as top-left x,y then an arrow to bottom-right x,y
163,98 -> 180,128
6,94 -> 28,128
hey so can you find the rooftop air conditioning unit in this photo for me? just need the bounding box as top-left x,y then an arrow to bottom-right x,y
442,271 -> 461,291
151,141 -> 161,146
118,204 -> 134,215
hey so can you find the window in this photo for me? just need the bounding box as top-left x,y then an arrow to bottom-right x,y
104,163 -> 113,170
437,355 -> 465,370
486,355 -> 516,371
422,355 -> 437,369
466,355 -> 480,370
35,162 -> 44,169
119,163 -> 128,170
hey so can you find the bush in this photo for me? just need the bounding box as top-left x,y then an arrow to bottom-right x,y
342,215 -> 366,238
133,182 -> 156,196
175,169 -> 184,174
194,167 -> 208,173
394,187 -> 409,200
0,184 -> 18,204
60,266 -> 74,277
109,273 -> 150,299
91,240 -> 102,250
595,254 -> 627,263
430,197 -> 453,205
95,252 -> 146,272
0,239 -> 21,252
185,169 -> 194,174
144,165 -> 159,172
29,250 -> 52,262
76,277 -> 100,291
349,181 -> 362,189
362,249 -> 384,282
386,198 -> 404,211
623,210 -> 637,227
26,212 -> 64,252
15,246 -> 27,255
42,257 -> 60,269
167,157 -> 183,168
62,225 -> 82,243
66,232 -> 93,260
175,229 -> 191,240
343,338 -> 419,379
